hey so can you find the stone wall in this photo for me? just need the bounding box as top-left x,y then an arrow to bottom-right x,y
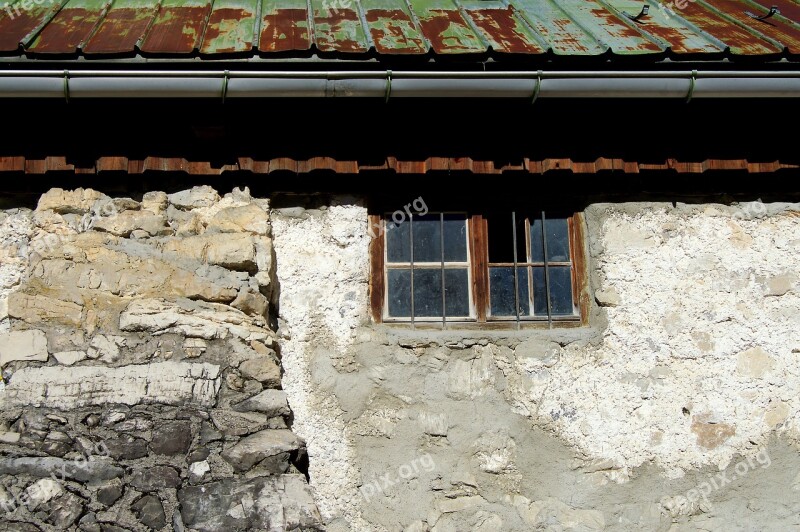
0,187 -> 321,531
2,187 -> 799,532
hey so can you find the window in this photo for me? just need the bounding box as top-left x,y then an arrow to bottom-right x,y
370,209 -> 587,327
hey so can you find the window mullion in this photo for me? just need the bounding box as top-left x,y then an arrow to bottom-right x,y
541,211 -> 553,329
440,212 -> 446,329
410,213 -> 415,329
511,211 -> 520,330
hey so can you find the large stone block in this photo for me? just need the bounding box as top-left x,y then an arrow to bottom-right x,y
221,429 -> 303,472
178,475 -> 322,531
119,298 -> 270,342
0,329 -> 48,366
2,362 -> 220,409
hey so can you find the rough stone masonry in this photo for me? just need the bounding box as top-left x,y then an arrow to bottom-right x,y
0,186 -> 321,531
0,186 -> 799,531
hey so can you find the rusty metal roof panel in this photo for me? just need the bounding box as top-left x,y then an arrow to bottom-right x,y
83,0 -> 159,54
511,0 -> 607,55
463,3 -> 547,54
673,0 -> 783,55
702,0 -> 800,54
139,0 -> 212,54
408,0 -> 487,54
0,0 -> 63,52
360,0 -> 428,54
2,0 -> 800,59
310,0 -> 371,53
543,0 -> 664,54
28,0 -> 107,53
603,0 -> 726,54
258,0 -> 312,53
200,0 -> 258,54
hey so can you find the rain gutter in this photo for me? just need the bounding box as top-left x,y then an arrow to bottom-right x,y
0,70 -> 799,99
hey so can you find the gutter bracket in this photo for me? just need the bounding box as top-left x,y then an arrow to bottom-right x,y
385,70 -> 392,103
63,70 -> 70,103
531,70 -> 542,105
686,70 -> 697,103
221,70 -> 229,103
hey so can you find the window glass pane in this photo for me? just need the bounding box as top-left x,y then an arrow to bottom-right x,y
412,214 -> 441,263
445,268 -> 470,317
532,267 -> 547,316
443,216 -> 468,262
545,218 -> 570,262
530,218 -> 544,262
387,269 -> 411,317
489,267 -> 529,317
413,268 -> 442,317
487,212 -> 526,263
386,219 -> 410,263
549,266 -> 574,315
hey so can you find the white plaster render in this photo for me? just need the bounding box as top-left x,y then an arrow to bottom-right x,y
526,203 -> 800,477
274,200 -> 800,528
272,203 -> 372,528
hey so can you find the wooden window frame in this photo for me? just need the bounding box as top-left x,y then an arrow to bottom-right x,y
370,211 -> 589,327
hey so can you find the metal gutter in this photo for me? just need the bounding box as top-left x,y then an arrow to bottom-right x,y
0,70 -> 799,98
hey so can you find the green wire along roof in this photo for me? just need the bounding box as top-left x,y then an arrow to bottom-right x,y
0,0 -> 799,61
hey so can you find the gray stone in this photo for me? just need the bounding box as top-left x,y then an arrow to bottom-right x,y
168,186 -> 220,209
231,288 -> 268,317
46,491 -> 84,528
0,457 -> 123,482
210,410 -> 269,437
221,429 -> 303,472
239,357 -> 281,387
151,421 -> 192,455
128,466 -> 180,492
178,475 -> 322,531
96,480 -> 124,507
232,389 -> 290,417
188,448 -> 210,463
199,422 -> 223,444
106,435 -> 148,460
79,512 -> 102,532
131,495 -> 166,530
0,330 -> 49,367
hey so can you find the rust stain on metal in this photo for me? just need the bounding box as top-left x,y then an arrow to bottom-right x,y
84,8 -> 156,54
140,6 -> 210,53
259,8 -> 311,52
679,1 -> 782,54
704,0 -> 800,53
365,9 -> 426,54
589,7 -> 662,52
751,0 -> 800,22
201,8 -> 253,53
550,17 -> 592,53
0,11 -> 49,52
314,9 -> 368,53
29,8 -> 103,53
417,9 -> 485,53
467,8 -> 544,53
637,22 -> 720,54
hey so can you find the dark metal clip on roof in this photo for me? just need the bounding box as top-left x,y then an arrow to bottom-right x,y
746,6 -> 779,20
624,4 -> 649,22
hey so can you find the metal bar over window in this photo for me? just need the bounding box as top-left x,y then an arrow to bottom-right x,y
512,211 -> 520,330
409,213 -> 415,329
541,211 -> 553,329
440,213 -> 446,329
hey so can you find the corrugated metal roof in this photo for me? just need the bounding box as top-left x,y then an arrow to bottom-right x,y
0,155 -> 796,174
0,0 -> 799,59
